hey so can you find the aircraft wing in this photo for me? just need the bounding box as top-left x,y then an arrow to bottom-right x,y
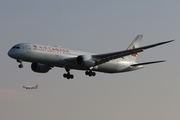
92,40 -> 174,65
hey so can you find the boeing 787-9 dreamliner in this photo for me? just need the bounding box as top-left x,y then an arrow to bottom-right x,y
8,35 -> 174,79
23,85 -> 38,89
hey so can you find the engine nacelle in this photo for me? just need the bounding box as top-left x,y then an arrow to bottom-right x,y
31,63 -> 51,73
76,55 -> 95,67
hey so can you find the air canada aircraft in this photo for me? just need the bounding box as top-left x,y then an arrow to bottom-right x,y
23,85 -> 38,89
8,35 -> 174,79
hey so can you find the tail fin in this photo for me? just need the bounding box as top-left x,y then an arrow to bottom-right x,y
125,35 -> 143,61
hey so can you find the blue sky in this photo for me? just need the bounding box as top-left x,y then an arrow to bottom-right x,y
0,1 -> 179,120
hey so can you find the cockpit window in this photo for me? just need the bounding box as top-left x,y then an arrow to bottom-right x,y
12,46 -> 20,49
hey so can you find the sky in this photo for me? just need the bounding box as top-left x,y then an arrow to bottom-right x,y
0,0 -> 179,120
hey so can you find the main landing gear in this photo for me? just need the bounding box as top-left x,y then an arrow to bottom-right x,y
63,68 -> 74,79
62,68 -> 96,79
85,70 -> 96,77
17,59 -> 23,68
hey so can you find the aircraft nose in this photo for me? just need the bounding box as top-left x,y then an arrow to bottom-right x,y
8,49 -> 13,57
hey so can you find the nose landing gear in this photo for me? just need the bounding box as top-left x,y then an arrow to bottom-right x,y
17,59 -> 23,68
18,64 -> 23,68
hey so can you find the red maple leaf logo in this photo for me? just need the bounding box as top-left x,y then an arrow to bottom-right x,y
131,46 -> 137,57
33,45 -> 37,48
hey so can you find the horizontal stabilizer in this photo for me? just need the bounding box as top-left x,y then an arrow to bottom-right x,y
131,60 -> 166,66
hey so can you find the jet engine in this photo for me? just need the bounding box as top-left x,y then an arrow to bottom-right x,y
76,55 -> 95,67
31,63 -> 51,73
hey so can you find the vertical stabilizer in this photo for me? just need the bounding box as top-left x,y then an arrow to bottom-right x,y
125,35 -> 143,61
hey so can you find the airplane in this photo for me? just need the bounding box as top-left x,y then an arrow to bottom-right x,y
23,84 -> 38,89
8,35 -> 174,79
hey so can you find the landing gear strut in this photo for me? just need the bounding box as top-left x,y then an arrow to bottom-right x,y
17,59 -> 23,68
63,68 -> 74,79
85,70 -> 96,77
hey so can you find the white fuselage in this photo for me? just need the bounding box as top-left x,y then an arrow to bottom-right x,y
8,43 -> 143,73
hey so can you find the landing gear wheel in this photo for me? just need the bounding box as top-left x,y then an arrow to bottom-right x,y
85,71 -> 89,75
18,64 -> 23,68
67,76 -> 70,79
70,74 -> 74,79
92,72 -> 96,76
17,59 -> 23,68
63,67 -> 74,79
64,73 -> 74,79
85,70 -> 96,77
63,73 -> 67,78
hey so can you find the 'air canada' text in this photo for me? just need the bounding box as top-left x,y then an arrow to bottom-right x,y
33,45 -> 69,53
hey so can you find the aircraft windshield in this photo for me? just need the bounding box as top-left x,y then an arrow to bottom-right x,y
12,46 -> 20,49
